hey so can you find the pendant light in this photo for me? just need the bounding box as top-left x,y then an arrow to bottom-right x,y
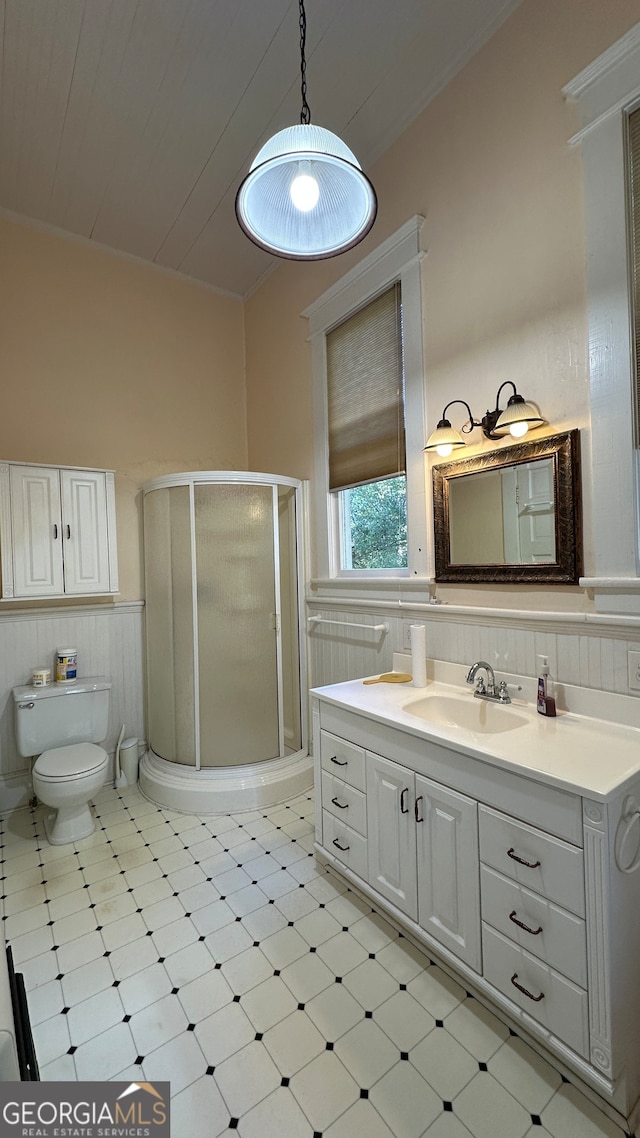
235,0 -> 377,260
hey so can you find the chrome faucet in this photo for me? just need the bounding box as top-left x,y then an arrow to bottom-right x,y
465,660 -> 511,703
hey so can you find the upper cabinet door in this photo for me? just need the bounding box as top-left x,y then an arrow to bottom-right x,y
60,470 -> 111,594
9,465 -> 64,597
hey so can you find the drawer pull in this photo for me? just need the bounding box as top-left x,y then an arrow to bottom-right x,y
330,755 -> 348,767
510,972 -> 544,1002
415,795 -> 424,823
509,910 -> 543,936
400,787 -> 409,814
507,847 -> 541,869
331,796 -> 349,810
332,837 -> 350,852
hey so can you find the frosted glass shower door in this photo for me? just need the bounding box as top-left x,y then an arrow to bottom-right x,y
144,486 -> 196,765
195,484 -> 280,767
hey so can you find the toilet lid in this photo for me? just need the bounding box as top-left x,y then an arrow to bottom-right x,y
35,743 -> 107,779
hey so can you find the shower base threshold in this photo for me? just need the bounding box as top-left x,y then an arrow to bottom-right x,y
139,748 -> 313,814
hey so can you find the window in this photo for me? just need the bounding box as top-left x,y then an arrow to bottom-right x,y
327,283 -> 407,571
304,217 -> 428,588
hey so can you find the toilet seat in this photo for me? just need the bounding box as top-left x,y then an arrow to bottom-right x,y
35,743 -> 107,780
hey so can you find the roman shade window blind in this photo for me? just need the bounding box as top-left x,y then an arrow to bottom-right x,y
326,282 -> 405,491
627,106 -> 640,440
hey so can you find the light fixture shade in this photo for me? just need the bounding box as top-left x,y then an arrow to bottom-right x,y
424,421 -> 467,456
236,124 -> 377,260
495,398 -> 545,436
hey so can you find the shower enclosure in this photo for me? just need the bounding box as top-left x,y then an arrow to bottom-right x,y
139,472 -> 311,813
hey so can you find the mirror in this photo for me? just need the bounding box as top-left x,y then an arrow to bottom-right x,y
432,430 -> 582,583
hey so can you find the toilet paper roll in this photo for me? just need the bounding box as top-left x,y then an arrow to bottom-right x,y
410,625 -> 427,688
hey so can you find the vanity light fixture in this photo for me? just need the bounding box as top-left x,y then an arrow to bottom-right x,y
424,381 -> 545,458
235,0 -> 377,260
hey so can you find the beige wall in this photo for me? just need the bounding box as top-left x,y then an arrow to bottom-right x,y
244,0 -> 640,609
0,216 -> 247,600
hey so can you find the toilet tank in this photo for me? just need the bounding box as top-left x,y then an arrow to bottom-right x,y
12,678 -> 111,757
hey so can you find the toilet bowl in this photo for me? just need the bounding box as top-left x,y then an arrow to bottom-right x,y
13,677 -> 112,847
33,743 -> 109,845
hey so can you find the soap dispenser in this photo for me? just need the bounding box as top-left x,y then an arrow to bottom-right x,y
536,655 -> 556,717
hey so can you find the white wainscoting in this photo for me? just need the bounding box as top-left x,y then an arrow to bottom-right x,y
307,600 -> 640,701
0,602 -> 145,810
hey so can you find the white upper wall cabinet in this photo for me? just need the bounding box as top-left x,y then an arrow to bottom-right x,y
0,462 -> 119,600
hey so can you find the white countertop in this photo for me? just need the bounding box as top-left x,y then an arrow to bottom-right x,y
311,671 -> 640,802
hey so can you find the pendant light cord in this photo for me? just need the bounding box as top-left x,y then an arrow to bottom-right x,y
299,0 -> 311,124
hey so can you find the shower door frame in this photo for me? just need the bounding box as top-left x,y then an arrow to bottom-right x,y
143,470 -> 308,772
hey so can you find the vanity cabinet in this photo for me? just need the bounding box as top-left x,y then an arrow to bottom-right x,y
312,692 -> 640,1133
0,462 -> 118,600
366,752 -> 480,970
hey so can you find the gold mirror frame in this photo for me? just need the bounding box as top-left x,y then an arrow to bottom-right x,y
432,429 -> 582,584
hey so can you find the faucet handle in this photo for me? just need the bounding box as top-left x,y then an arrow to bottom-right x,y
474,677 -> 486,694
497,680 -> 510,703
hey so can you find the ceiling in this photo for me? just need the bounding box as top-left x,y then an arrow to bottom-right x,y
0,0 -> 521,299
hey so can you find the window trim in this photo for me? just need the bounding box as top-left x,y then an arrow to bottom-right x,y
564,24 -> 640,612
304,216 -> 430,591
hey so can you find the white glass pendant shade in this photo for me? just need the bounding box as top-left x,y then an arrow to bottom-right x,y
236,124 -> 377,259
424,421 -> 467,458
495,398 -> 545,438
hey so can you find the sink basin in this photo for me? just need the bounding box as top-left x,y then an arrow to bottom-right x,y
403,693 -> 529,735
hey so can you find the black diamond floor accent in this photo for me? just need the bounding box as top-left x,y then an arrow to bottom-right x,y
325,1041 -> 333,1051
435,1019 -> 444,1028
135,1055 -> 144,1065
61,1007 -> 70,1015
123,1015 -> 131,1023
478,1062 -> 488,1072
233,995 -> 241,1003
530,1115 -> 542,1126
280,1076 -> 290,1087
67,1046 -> 77,1055
443,1101 -> 453,1112
400,1052 -> 409,1061
360,1089 -> 369,1099
297,1003 -> 305,1011
365,1011 -> 373,1019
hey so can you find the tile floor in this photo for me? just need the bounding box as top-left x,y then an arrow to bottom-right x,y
0,783 -> 633,1138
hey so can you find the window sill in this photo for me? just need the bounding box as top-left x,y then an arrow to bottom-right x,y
309,576 -> 434,604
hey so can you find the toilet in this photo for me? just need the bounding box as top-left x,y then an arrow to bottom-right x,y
13,678 -> 111,845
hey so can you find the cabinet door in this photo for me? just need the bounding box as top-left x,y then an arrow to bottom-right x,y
60,470 -> 110,594
366,753 -> 417,920
9,465 -> 64,597
416,775 -> 481,972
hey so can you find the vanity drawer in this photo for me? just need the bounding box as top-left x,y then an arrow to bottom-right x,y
480,865 -> 587,988
321,771 -> 367,836
482,924 -> 589,1058
479,806 -> 585,917
322,811 -> 367,880
320,731 -> 366,792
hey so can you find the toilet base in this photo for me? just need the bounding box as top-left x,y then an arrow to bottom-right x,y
43,803 -> 97,845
